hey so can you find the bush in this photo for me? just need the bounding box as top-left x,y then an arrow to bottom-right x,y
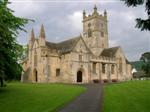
93,79 -> 99,83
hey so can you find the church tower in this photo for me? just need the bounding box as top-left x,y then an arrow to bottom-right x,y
82,5 -> 108,56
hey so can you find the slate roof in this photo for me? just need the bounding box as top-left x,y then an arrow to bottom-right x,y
46,36 -> 81,54
46,42 -> 57,49
100,46 -> 120,57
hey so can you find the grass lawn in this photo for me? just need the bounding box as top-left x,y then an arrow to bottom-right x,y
0,83 -> 85,112
103,80 -> 150,112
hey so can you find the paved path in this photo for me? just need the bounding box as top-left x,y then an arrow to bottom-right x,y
59,84 -> 103,112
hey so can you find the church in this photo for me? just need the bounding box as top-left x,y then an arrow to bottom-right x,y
22,6 -> 132,83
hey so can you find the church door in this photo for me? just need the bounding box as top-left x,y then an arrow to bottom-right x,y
77,71 -> 82,82
33,69 -> 38,82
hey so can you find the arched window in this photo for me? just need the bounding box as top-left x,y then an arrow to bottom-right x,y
111,65 -> 115,74
79,54 -> 82,61
102,63 -> 105,73
56,68 -> 60,76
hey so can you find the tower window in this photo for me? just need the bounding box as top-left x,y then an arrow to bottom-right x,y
88,23 -> 91,27
88,29 -> 92,37
101,32 -> 104,37
87,23 -> 92,37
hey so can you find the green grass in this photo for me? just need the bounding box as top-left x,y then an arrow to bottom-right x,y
0,83 -> 86,112
103,80 -> 150,112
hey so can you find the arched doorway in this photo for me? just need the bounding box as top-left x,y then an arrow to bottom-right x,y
33,69 -> 38,82
77,71 -> 82,82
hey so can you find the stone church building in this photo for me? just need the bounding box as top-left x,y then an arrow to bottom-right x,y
22,6 -> 132,83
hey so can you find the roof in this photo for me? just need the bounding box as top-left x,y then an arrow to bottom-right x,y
46,42 -> 57,49
126,58 -> 130,64
46,36 -> 81,54
100,46 -> 120,57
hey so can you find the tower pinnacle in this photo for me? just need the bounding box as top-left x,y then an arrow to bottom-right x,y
94,5 -> 97,12
83,10 -> 86,19
93,5 -> 98,15
104,9 -> 107,17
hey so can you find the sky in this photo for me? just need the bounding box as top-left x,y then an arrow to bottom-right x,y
8,0 -> 150,61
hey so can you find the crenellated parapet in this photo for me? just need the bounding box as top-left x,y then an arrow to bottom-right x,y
82,5 -> 107,22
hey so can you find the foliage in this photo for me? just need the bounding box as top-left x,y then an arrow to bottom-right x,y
140,52 -> 150,76
0,0 -> 28,83
122,0 -> 150,31
103,80 -> 150,112
0,83 -> 85,112
130,61 -> 145,71
18,45 -> 28,63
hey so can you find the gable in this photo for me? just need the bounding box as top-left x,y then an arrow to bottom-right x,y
72,37 -> 90,53
115,47 -> 125,58
115,47 -> 130,64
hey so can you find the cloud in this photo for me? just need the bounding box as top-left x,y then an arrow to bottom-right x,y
67,11 -> 82,33
8,0 -> 149,61
109,40 -> 119,47
8,0 -> 44,17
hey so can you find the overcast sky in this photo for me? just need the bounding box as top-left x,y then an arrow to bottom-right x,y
8,0 -> 150,61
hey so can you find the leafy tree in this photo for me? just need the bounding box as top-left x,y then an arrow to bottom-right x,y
0,0 -> 29,86
19,45 -> 29,62
140,52 -> 150,76
122,0 -> 150,31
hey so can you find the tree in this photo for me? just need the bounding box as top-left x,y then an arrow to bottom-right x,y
122,0 -> 150,31
140,52 -> 150,77
18,45 -> 29,63
0,0 -> 29,86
